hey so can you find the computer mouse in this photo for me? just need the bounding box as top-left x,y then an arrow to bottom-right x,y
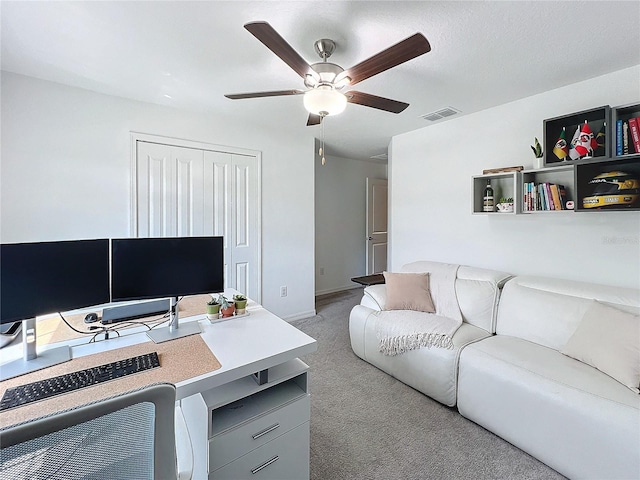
84,312 -> 99,324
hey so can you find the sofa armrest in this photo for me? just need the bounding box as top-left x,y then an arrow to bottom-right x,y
363,284 -> 386,310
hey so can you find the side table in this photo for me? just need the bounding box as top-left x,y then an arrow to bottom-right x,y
350,274 -> 385,286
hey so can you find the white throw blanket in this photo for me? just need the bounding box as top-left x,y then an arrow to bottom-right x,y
375,263 -> 462,356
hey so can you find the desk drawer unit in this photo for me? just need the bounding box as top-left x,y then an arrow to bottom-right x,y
208,393 -> 310,471
210,421 -> 310,480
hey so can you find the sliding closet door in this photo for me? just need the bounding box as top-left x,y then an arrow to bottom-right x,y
202,151 -> 259,298
135,142 -> 176,237
203,151 -> 231,290
136,142 -> 204,237
229,154 -> 259,299
175,147 -> 205,237
133,136 -> 261,302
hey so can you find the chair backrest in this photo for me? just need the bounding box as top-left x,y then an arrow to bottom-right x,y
0,382 -> 176,480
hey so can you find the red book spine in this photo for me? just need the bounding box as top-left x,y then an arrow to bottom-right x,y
629,117 -> 640,154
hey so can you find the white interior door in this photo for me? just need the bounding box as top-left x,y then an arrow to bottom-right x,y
366,178 -> 388,275
133,135 -> 261,302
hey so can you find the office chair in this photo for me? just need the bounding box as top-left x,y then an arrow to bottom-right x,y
0,382 -> 178,480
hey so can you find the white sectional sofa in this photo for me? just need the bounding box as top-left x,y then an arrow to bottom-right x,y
349,261 -> 640,480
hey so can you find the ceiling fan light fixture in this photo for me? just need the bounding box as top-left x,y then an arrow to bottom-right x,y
303,87 -> 347,116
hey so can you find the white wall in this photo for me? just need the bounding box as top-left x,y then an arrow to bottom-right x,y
389,66 -> 640,289
0,72 -> 316,320
315,145 -> 387,295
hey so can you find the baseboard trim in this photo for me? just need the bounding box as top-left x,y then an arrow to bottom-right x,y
282,310 -> 317,322
315,284 -> 362,297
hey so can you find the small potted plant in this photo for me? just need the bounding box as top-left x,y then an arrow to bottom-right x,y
206,298 -> 220,321
233,294 -> 248,315
218,294 -> 235,318
496,197 -> 514,213
531,137 -> 544,168
530,137 -> 543,159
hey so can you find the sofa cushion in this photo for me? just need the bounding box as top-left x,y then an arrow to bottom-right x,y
382,271 -> 435,313
496,276 -> 640,350
561,300 -> 640,393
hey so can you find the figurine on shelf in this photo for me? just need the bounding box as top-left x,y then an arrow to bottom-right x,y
593,122 -> 606,156
568,125 -> 582,160
574,121 -> 595,158
568,120 -> 596,160
553,127 -> 569,161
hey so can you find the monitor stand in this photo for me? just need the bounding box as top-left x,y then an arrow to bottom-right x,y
146,296 -> 201,344
0,318 -> 71,381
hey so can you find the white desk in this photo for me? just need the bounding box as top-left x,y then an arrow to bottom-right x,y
1,294 -> 317,479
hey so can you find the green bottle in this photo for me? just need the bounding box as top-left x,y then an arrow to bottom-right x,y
483,180 -> 494,212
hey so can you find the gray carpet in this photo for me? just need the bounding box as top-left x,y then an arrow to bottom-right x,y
291,288 -> 566,480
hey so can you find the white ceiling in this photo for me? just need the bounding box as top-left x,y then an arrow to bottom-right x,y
2,1 -> 639,161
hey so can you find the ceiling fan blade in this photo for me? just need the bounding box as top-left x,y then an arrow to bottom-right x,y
307,114 -> 323,126
244,21 -> 314,80
342,33 -> 431,86
225,89 -> 304,100
346,91 -> 409,113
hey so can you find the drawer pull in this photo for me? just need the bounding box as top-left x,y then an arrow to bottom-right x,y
251,455 -> 279,474
252,423 -> 280,440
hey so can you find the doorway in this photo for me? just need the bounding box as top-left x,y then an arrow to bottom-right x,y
366,177 -> 388,275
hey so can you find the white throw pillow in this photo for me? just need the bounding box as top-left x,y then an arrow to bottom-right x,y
382,271 -> 435,313
561,300 -> 640,393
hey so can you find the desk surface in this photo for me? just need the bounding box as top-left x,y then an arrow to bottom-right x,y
0,292 -> 317,429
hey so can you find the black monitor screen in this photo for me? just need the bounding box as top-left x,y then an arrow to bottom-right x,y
111,236 -> 224,302
1,239 -> 111,324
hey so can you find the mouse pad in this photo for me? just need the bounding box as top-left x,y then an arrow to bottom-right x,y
0,333 -> 221,428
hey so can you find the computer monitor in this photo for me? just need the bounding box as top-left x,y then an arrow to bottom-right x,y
0,239 -> 111,380
111,236 -> 224,343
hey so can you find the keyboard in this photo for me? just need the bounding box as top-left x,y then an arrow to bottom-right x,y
0,351 -> 160,411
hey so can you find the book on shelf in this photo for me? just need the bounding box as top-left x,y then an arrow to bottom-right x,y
617,120 -> 623,155
547,183 -> 557,210
557,184 -> 568,209
623,120 -> 630,155
523,182 -> 530,211
544,183 -> 553,210
628,117 -> 640,154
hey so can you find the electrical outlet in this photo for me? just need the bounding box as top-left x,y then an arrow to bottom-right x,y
319,267 -> 324,275
280,286 -> 287,297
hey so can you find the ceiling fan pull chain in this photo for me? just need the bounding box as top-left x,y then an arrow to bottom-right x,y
321,118 -> 326,165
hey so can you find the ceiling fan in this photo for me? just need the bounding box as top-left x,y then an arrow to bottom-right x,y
225,21 -> 431,126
